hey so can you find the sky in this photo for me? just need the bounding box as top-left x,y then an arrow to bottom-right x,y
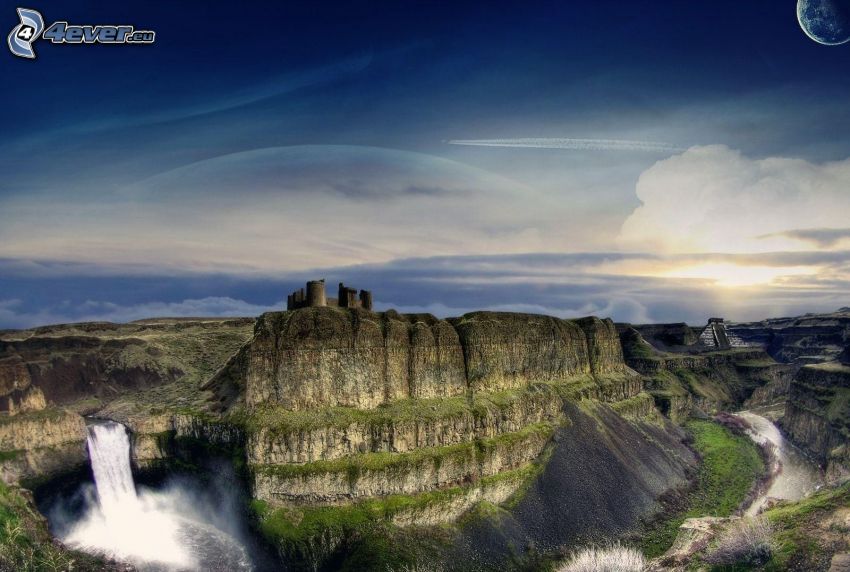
1,0 -> 850,328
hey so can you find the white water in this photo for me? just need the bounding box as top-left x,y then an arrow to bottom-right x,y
736,409 -> 824,516
63,421 -> 253,571
85,422 -> 138,519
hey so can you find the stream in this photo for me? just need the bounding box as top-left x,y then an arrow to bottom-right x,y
735,405 -> 825,516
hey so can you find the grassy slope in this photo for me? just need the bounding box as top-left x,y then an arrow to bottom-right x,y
762,481 -> 850,571
0,481 -> 111,571
641,419 -> 765,558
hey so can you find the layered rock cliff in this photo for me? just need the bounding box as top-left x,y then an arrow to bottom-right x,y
195,307 -> 694,569
783,362 -> 850,480
727,308 -> 850,365
0,409 -> 88,483
211,308 -> 629,412
618,326 -> 792,420
227,309 -> 467,411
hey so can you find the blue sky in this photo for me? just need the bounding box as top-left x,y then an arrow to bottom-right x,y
1,0 -> 850,328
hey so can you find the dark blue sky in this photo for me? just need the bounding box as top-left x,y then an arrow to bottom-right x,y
1,1 -> 849,327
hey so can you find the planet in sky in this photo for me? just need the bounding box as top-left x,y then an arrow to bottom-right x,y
798,0 -> 850,45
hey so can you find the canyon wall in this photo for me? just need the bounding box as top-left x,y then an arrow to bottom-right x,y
236,309 -> 466,411
727,308 -> 850,365
783,362 -> 850,480
205,308 -> 692,570
215,308 -> 629,412
617,325 -> 793,421
0,318 -> 253,411
0,409 -> 88,483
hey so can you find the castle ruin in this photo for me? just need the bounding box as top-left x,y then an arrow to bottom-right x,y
286,279 -> 373,311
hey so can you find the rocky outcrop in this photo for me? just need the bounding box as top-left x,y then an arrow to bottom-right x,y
783,362 -> 850,480
100,409 -> 245,468
232,309 -> 467,411
0,409 -> 88,483
203,306 -> 654,554
214,309 -> 634,412
618,325 -> 791,417
575,317 -> 628,375
635,351 -> 787,414
450,312 -> 591,392
728,308 -> 850,365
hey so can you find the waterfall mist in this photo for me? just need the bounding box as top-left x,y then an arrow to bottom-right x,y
44,421 -> 259,572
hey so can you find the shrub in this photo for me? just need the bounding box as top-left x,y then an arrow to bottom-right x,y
557,543 -> 646,572
705,516 -> 775,566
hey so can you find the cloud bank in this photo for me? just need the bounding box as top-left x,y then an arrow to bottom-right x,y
619,145 -> 850,254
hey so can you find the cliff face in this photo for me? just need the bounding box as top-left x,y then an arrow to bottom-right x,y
246,385 -> 564,466
238,308 -> 467,411
0,409 -> 88,483
253,424 -> 553,505
0,336 -> 182,407
783,362 -> 850,480
210,307 -> 695,570
618,326 -> 792,419
727,308 -> 850,365
0,318 -> 255,485
227,309 -> 630,411
450,312 -> 591,392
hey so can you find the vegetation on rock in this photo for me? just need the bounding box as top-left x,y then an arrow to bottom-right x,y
640,419 -> 765,558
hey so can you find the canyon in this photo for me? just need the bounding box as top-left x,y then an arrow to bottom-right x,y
0,305 -> 847,570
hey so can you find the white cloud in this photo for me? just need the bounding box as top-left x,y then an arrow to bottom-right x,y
619,145 -> 850,254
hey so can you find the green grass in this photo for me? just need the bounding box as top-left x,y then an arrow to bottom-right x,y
0,480 -> 109,571
0,450 -> 22,462
640,419 -> 765,558
759,482 -> 850,571
622,336 -> 660,360
674,368 -> 730,403
826,388 -> 850,426
0,407 -> 69,427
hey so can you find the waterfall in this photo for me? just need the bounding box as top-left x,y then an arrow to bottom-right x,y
86,422 -> 138,517
61,420 -> 253,571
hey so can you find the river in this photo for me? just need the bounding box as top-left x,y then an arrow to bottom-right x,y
735,405 -> 825,516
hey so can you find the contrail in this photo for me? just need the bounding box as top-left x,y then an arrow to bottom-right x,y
446,138 -> 685,153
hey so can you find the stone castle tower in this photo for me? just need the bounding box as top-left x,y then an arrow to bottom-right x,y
287,279 -> 373,311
